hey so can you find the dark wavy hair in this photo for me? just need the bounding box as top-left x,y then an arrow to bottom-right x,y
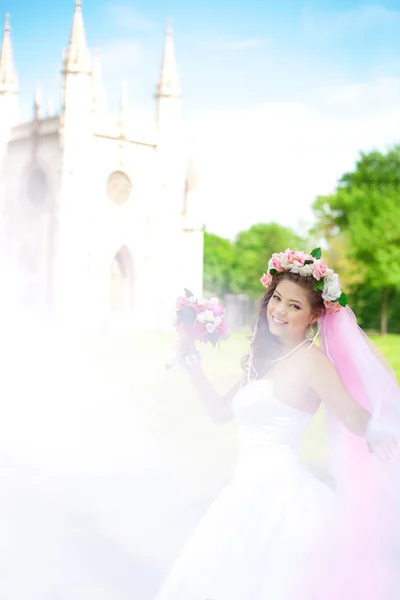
240,271 -> 325,382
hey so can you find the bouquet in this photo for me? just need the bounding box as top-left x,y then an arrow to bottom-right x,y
166,288 -> 229,369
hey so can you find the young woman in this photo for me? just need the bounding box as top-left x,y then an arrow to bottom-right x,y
154,248 -> 400,600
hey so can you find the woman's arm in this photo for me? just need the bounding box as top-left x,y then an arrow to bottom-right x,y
308,346 -> 371,436
176,336 -> 239,424
183,361 -> 239,424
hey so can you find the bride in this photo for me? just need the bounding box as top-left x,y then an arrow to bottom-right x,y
154,248 -> 400,600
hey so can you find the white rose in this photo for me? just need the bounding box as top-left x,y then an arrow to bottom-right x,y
206,322 -> 216,333
322,278 -> 342,301
204,309 -> 214,321
188,295 -> 197,303
198,297 -> 207,306
280,255 -> 289,269
299,264 -> 314,277
324,269 -> 336,283
289,265 -> 300,274
213,316 -> 222,326
197,312 -> 206,323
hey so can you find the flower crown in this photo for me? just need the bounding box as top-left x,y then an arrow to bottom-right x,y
260,248 -> 347,314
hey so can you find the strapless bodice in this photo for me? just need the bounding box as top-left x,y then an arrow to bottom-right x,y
232,379 -> 313,451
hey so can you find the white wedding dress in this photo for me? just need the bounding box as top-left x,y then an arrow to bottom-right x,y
154,379 -> 336,600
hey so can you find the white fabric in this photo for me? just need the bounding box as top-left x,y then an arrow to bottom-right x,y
154,379 -> 336,600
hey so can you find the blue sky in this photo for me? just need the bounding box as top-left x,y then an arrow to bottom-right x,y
4,0 -> 400,238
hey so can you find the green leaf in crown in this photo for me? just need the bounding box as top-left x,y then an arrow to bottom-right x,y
311,248 -> 322,260
314,280 -> 324,292
338,292 -> 347,307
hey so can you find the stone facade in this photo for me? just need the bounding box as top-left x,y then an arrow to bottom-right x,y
0,4 -> 204,329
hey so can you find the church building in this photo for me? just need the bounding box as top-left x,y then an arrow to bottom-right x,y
0,1 -> 204,329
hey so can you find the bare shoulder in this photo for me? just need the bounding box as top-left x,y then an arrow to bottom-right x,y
299,343 -> 336,377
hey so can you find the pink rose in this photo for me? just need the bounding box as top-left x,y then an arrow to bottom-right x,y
324,300 -> 342,314
206,299 -> 225,317
192,319 -> 207,341
284,250 -> 307,267
260,272 -> 273,288
269,253 -> 285,272
313,259 -> 329,281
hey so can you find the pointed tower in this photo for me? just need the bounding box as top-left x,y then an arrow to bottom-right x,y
55,0 -> 93,323
155,20 -> 184,194
33,84 -> 41,120
62,0 -> 90,76
156,19 -> 181,140
91,48 -> 107,112
61,0 -> 92,119
0,14 -> 19,175
118,81 -> 128,137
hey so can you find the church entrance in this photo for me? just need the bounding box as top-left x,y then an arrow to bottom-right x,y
109,246 -> 134,316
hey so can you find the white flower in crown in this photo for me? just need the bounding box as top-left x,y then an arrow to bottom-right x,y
197,312 -> 206,323
206,322 -> 216,333
299,264 -> 314,277
289,265 -> 301,274
279,254 -> 289,270
324,269 -> 336,283
213,316 -> 222,326
188,296 -> 197,304
322,276 -> 342,302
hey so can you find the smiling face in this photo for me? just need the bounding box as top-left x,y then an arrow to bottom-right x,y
266,278 -> 320,344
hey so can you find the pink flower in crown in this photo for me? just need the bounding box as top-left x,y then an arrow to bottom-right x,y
260,272 -> 273,288
268,253 -> 285,272
324,300 -> 342,314
284,249 -> 307,268
312,259 -> 329,281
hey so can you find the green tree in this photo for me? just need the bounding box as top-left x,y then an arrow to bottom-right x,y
231,223 -> 303,297
203,231 -> 235,297
313,145 -> 400,335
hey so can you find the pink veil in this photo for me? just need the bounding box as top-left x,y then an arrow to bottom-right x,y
320,306 -> 400,494
311,306 -> 400,598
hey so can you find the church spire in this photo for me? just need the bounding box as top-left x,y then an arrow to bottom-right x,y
33,83 -> 41,120
0,13 -> 18,93
91,48 -> 106,112
63,0 -> 90,74
118,81 -> 128,137
156,19 -> 181,98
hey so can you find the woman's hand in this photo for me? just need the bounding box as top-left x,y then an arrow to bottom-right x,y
366,418 -> 400,459
175,332 -> 197,358
166,330 -> 199,370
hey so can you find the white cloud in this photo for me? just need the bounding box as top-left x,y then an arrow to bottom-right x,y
190,77 -> 400,239
105,4 -> 156,31
301,3 -> 400,40
321,77 -> 400,109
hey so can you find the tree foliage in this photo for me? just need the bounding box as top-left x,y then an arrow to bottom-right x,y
230,223 -> 303,297
203,231 -> 235,297
312,144 -> 400,334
